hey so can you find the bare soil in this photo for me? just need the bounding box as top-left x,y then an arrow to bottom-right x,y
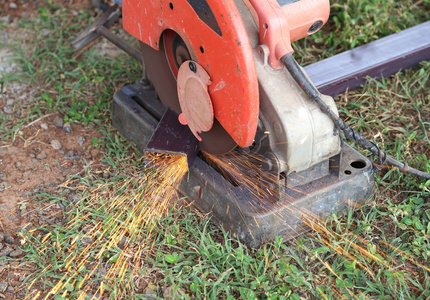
0,1 -> 110,298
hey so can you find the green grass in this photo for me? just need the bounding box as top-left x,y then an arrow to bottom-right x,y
0,0 -> 429,299
295,0 -> 430,64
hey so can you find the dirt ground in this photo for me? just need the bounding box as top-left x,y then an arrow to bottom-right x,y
0,1 -> 111,298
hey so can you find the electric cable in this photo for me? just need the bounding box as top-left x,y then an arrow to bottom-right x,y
281,53 -> 430,179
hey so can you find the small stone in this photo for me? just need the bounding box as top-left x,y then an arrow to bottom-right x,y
4,236 -> 14,244
9,249 -> 23,258
0,173 -> 5,178
91,149 -> 99,158
6,100 -> 14,106
36,151 -> 47,160
51,140 -> 62,150
3,107 -> 12,114
117,237 -> 130,250
29,153 -> 35,158
40,123 -> 48,130
144,288 -> 157,300
9,2 -> 18,9
0,248 -> 12,257
53,115 -> 64,128
164,286 -> 185,299
80,236 -> 93,246
14,110 -> 21,118
41,29 -> 50,38
63,122 -> 72,133
0,16 -> 11,24
46,218 -> 56,225
19,275 -> 26,282
0,293 -> 5,298
15,161 -> 21,168
6,286 -> 13,293
69,194 -> 82,204
21,191 -> 32,198
0,182 -> 11,192
77,136 -> 85,147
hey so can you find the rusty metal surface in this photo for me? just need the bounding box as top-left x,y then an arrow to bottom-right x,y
305,21 -> 430,96
112,85 -> 158,154
185,144 -> 374,248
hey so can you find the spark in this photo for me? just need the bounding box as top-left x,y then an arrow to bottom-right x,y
33,154 -> 188,299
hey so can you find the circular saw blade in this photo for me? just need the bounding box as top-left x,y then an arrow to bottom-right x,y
140,40 -> 237,155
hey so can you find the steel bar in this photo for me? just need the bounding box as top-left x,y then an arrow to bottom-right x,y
72,4 -> 121,51
145,108 -> 200,169
96,26 -> 142,63
305,21 -> 430,96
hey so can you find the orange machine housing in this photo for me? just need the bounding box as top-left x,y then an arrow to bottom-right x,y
122,0 -> 329,148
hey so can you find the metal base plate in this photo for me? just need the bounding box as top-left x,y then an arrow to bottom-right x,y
113,84 -> 374,248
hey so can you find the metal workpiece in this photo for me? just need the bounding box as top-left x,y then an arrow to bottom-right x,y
305,21 -> 430,96
72,4 -> 142,63
145,108 -> 200,169
112,84 -> 374,248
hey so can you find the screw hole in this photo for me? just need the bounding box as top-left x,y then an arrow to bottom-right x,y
200,46 -> 204,53
189,61 -> 197,73
308,20 -> 323,34
344,170 -> 352,175
351,160 -> 366,169
169,3 -> 173,10
263,23 -> 268,29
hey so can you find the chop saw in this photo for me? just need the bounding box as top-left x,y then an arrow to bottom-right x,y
107,0 -> 429,248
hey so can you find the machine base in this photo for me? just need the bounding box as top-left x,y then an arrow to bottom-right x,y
113,84 -> 374,248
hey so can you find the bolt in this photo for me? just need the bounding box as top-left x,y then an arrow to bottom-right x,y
189,61 -> 197,73
261,158 -> 273,171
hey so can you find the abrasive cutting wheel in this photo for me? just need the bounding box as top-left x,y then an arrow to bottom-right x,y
140,31 -> 237,154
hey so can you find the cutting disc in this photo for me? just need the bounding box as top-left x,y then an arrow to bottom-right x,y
140,34 -> 237,155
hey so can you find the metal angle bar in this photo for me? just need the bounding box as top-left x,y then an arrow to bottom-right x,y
304,21 -> 430,96
145,108 -> 200,169
72,4 -> 121,51
72,4 -> 142,63
96,26 -> 142,62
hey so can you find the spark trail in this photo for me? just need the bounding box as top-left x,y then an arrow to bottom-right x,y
28,155 -> 188,299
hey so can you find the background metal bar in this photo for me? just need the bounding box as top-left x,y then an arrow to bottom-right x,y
305,21 -> 430,96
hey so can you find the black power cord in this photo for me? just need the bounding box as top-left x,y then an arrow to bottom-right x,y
281,53 -> 430,180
